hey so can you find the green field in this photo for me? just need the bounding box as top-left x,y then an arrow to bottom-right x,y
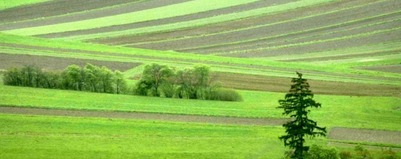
0,0 -> 49,10
1,0 -> 401,158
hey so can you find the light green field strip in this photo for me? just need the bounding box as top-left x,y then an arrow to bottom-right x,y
0,114 -> 291,159
1,84 -> 401,131
60,0 -> 334,41
0,0 -> 50,10
128,0 -> 388,47
326,56 -> 401,68
4,0 -> 259,36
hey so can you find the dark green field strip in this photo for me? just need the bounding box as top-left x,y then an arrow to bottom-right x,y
0,0 -> 191,31
223,28 -> 401,57
215,72 -> 401,97
0,53 -> 140,71
282,49 -> 401,62
184,12 -> 401,55
329,127 -> 401,145
0,106 -> 288,126
37,0 -> 293,39
133,0 -> 400,52
0,0 -> 136,23
93,0 -> 368,45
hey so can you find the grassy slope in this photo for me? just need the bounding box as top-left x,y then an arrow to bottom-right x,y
4,0 -> 259,36
0,0 -> 49,10
0,114 -> 292,159
1,84 -> 400,131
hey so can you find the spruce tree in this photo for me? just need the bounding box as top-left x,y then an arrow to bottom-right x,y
278,72 -> 326,159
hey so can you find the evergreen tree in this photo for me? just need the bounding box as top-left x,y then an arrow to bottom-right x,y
277,72 -> 326,159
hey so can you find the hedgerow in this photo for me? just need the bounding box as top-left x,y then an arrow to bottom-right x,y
3,64 -> 127,94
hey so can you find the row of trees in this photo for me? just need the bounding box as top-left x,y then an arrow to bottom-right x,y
134,64 -> 242,101
3,64 -> 127,94
3,63 -> 241,101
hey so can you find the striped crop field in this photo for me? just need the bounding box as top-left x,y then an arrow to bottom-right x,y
0,0 -> 401,158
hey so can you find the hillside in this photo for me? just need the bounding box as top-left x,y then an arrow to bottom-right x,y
0,0 -> 401,158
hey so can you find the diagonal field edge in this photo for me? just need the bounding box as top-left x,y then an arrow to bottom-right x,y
329,127 -> 401,145
0,106 -> 289,126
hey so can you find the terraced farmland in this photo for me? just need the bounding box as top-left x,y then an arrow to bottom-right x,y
0,0 -> 401,158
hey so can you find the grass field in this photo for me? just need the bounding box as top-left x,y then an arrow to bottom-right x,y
0,0 -> 49,10
0,114 -> 290,159
1,0 -> 401,158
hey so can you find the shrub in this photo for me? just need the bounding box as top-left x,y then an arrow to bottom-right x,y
306,145 -> 339,159
379,148 -> 399,159
339,151 -> 353,159
355,145 -> 372,159
208,88 -> 242,101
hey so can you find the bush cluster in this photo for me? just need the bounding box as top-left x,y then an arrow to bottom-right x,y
134,64 -> 242,101
3,64 -> 127,94
286,145 -> 400,159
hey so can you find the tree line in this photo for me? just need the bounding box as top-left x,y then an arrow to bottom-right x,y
3,64 -> 127,94
134,63 -> 242,101
3,63 -> 242,101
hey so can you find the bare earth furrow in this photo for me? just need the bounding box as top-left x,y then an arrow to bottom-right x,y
182,12 -> 401,54
0,53 -> 140,71
38,0 -> 293,39
133,0 -> 401,52
0,106 -> 289,126
93,0 -> 375,45
329,127 -> 401,145
282,49 -> 401,62
0,0 -> 135,23
215,72 -> 401,97
0,0 -> 191,31
226,29 -> 401,57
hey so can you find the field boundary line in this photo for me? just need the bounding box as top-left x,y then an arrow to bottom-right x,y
0,106 -> 289,126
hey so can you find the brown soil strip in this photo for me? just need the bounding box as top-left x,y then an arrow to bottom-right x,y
0,53 -> 140,71
0,0 -> 191,31
362,64 -> 401,74
214,72 -> 401,97
0,42 -> 167,62
134,0 -> 401,53
0,0 -> 135,23
39,0 -> 293,38
95,0 -> 370,45
0,106 -> 289,126
329,127 -> 401,145
185,13 -> 401,54
281,49 -> 401,62
226,29 -> 401,57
